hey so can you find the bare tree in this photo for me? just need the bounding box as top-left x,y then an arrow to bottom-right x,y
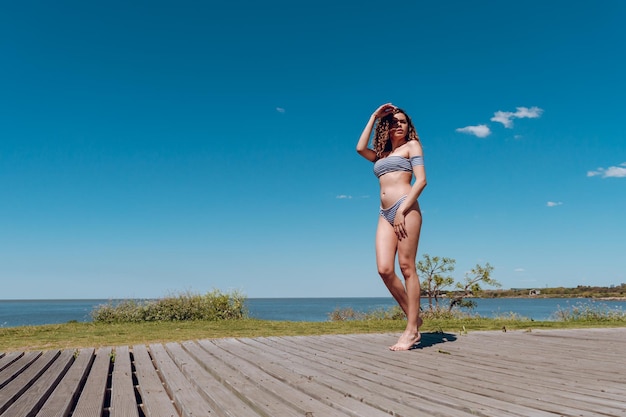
417,254 -> 456,311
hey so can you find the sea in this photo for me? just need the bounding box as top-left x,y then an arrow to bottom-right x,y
1,297 -> 625,328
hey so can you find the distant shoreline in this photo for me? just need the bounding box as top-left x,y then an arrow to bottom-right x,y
1,295 -> 626,301
3,297 -> 626,328
494,296 -> 625,300
482,295 -> 626,299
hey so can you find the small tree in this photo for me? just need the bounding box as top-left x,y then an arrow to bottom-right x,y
417,254 -> 456,311
448,262 -> 501,312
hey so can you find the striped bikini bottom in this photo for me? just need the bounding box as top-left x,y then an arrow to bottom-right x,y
379,195 -> 407,226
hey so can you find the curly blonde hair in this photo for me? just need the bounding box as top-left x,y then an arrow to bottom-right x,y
373,107 -> 420,159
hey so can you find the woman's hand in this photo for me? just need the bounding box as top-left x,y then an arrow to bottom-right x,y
373,103 -> 395,119
393,211 -> 408,240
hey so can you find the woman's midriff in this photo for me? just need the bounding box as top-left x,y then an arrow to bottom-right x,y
379,172 -> 413,210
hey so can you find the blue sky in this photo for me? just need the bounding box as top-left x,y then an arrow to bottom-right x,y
1,0 -> 624,299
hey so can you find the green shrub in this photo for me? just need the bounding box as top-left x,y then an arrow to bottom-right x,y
420,307 -> 471,320
92,290 -> 248,323
552,302 -> 626,322
490,311 -> 529,321
328,305 -> 405,321
328,307 -> 366,321
328,305 -> 479,322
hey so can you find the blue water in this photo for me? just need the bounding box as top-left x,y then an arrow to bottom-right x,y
1,297 -> 625,328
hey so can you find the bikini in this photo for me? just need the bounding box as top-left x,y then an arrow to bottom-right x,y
373,155 -> 424,225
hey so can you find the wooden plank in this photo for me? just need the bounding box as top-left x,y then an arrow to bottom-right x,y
0,328 -> 624,417
0,351 -> 41,390
181,340 -> 288,417
251,335 -> 533,417
221,337 -> 409,417
35,348 -> 95,417
167,341 -> 260,417
218,336 -> 468,417
149,343 -> 216,417
132,344 -> 178,417
109,346 -> 139,417
479,330 -> 626,380
420,332 -> 626,406
459,330 -> 625,371
0,350 -> 59,415
197,338 -> 354,417
1,350 -> 74,417
321,331 -> 626,417
408,353 -> 615,415
72,346 -> 112,417
344,332 -> 606,416
276,333 -> 557,417
406,330 -> 626,407
0,352 -> 24,374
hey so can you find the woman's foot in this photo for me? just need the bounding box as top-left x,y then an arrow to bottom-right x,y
389,316 -> 423,351
389,330 -> 421,351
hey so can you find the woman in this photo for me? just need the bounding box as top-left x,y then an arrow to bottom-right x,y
356,103 -> 427,351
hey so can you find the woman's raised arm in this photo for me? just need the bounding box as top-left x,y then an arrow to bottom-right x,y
356,103 -> 395,162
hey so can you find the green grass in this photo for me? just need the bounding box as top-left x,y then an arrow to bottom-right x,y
2,317 -> 625,352
2,294 -> 624,352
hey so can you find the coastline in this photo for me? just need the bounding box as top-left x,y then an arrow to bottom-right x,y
494,296 -> 626,299
3,297 -> 626,328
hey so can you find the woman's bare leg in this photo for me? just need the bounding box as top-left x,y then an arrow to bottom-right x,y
375,218 -> 408,313
390,204 -> 423,351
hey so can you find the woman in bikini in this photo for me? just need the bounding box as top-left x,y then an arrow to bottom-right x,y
356,103 -> 427,351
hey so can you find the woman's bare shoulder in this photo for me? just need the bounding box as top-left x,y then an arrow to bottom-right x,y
405,139 -> 423,156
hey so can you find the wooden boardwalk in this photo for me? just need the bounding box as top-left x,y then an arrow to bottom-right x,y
1,328 -> 625,417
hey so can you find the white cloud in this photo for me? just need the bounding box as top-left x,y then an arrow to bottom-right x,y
514,106 -> 543,119
276,107 -> 286,113
491,111 -> 515,128
587,162 -> 626,178
514,268 -> 525,273
455,124 -> 491,138
491,106 -> 543,128
337,195 -> 370,200
546,201 -> 563,207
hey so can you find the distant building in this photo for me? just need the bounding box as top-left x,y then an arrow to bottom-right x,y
529,289 -> 541,296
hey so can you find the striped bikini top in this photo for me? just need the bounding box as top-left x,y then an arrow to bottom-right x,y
373,155 -> 424,178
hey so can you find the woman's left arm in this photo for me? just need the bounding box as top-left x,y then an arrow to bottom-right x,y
401,141 -> 427,213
